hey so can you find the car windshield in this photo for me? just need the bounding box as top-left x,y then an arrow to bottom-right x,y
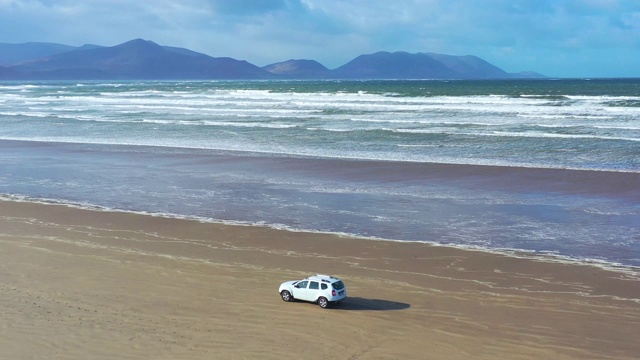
331,281 -> 345,290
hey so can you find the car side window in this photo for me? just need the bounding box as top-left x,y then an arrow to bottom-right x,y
296,281 -> 308,289
309,281 -> 319,290
321,283 -> 328,290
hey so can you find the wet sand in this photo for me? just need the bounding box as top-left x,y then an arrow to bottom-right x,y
1,200 -> 639,359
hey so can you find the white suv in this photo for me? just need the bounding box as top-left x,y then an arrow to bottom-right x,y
278,274 -> 347,308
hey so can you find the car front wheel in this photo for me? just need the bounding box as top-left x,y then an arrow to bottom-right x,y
280,290 -> 293,302
317,297 -> 329,308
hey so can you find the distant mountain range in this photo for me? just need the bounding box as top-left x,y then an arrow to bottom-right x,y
0,39 -> 544,80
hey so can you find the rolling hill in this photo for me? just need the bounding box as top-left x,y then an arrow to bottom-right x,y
0,39 -> 544,80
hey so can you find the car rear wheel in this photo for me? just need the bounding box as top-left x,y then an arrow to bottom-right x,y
317,297 -> 329,308
280,290 -> 293,302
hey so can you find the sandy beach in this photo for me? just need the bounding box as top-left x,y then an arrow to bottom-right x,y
1,200 -> 639,359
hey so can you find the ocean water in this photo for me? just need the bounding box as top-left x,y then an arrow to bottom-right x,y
0,79 -> 639,269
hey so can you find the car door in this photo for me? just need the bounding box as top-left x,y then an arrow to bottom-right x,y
291,280 -> 310,301
307,281 -> 321,301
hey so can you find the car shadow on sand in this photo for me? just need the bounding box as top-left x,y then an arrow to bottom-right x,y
333,297 -> 410,311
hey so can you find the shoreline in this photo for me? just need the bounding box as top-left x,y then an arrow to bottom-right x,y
2,193 -> 639,274
1,199 -> 639,359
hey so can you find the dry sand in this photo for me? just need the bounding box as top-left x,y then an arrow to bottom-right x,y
1,200 -> 639,359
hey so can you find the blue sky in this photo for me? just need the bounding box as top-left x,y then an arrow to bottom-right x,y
1,0 -> 639,78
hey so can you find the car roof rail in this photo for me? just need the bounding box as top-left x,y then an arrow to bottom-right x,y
312,274 -> 339,281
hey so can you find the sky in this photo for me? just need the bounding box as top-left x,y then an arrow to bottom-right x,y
0,0 -> 639,78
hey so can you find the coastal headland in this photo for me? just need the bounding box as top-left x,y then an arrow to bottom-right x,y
1,199 -> 639,359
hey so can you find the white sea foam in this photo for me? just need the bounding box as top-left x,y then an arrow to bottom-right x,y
2,81 -> 639,170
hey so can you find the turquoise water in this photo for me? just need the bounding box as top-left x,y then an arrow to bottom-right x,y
0,79 -> 639,268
